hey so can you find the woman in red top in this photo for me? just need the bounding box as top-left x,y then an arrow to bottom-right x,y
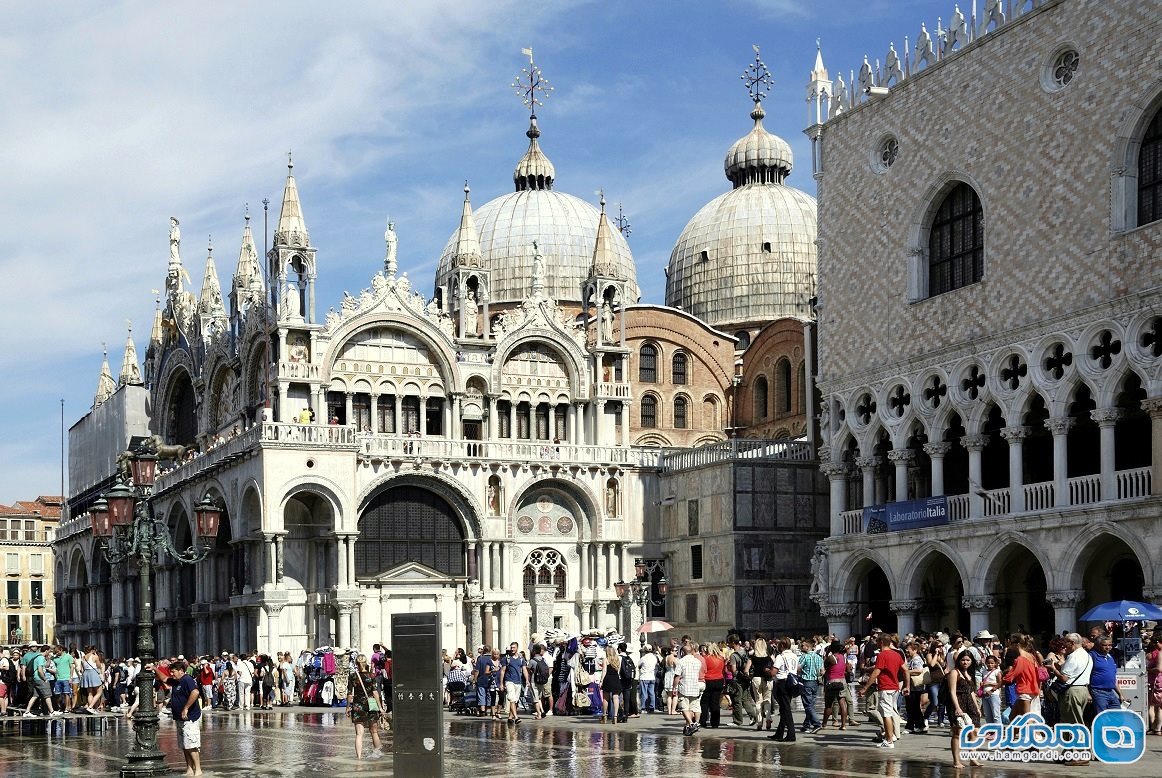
698,644 -> 726,729
1001,634 -> 1040,718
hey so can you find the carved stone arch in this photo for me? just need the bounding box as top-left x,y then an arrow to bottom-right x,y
357,470 -> 482,542
240,333 -> 270,413
971,531 -> 1053,596
1111,76 -> 1162,232
1010,385 -> 1052,424
847,386 -> 879,432
68,546 -> 89,589
1029,331 -> 1079,391
1056,521 -> 1155,592
1094,363 -> 1146,410
992,344 -> 1034,400
856,419 -> 888,456
692,434 -> 724,447
900,540 -> 970,601
906,170 -> 990,301
205,359 -> 243,433
490,330 -> 587,398
324,314 -> 461,395
506,476 -> 600,540
830,548 -> 896,604
236,479 -> 264,538
327,376 -> 353,394
154,349 -> 199,445
278,475 -> 348,534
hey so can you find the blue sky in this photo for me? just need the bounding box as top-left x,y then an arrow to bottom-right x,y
0,0 -> 945,504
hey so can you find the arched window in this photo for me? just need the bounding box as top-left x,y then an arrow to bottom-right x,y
928,182 -> 983,296
753,376 -> 768,420
777,359 -> 792,413
641,394 -> 658,428
674,396 -> 688,429
639,344 -> 658,383
672,352 -> 688,385
522,548 -> 567,600
1140,106 -> 1162,226
356,486 -> 465,577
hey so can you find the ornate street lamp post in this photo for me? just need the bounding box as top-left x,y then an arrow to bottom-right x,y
615,558 -> 667,646
90,449 -> 221,778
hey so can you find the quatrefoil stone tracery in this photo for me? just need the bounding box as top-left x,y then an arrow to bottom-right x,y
961,365 -> 986,400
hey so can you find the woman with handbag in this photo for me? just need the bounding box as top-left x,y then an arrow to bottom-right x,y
948,650 -> 982,769
924,640 -> 948,727
347,654 -> 385,760
904,642 -> 929,733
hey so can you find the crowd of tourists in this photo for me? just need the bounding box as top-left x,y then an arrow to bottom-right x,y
439,625 -> 1162,767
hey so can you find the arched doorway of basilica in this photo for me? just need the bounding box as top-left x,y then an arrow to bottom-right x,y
283,490 -> 337,648
355,485 -> 468,650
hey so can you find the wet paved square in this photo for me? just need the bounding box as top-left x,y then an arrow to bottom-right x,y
0,708 -> 1156,777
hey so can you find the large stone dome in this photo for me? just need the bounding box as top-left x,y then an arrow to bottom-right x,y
435,115 -> 640,307
665,101 -> 816,330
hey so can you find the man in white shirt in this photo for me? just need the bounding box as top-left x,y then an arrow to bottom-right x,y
638,646 -> 659,713
673,643 -> 704,736
232,654 -> 254,710
1050,633 -> 1092,726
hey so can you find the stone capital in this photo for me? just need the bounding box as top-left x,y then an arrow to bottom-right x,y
1141,397 -> 1162,418
887,449 -> 915,464
1045,589 -> 1084,608
960,435 -> 989,452
1089,407 -> 1122,427
820,462 -> 850,479
855,456 -> 882,470
1044,417 -> 1075,436
820,603 -> 857,619
961,595 -> 996,611
922,441 -> 953,458
889,599 -> 921,614
999,425 -> 1031,442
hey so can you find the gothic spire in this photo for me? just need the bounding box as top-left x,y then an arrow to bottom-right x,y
198,237 -> 226,319
451,182 -> 482,268
274,154 -> 309,247
119,324 -> 143,386
149,293 -> 164,350
233,209 -> 263,296
93,346 -> 116,407
589,192 -> 623,280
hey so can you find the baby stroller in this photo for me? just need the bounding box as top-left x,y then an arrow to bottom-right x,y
448,680 -> 478,716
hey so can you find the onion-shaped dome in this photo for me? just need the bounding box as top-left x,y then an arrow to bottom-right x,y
666,100 -> 816,330
435,116 -> 640,307
724,104 -> 793,186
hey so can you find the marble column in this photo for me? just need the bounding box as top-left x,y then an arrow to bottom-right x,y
467,601 -> 483,650
1092,408 -> 1121,501
820,603 -> 857,640
1143,398 -> 1162,496
275,535 -> 285,585
451,395 -> 461,440
856,456 -> 880,508
1000,426 -> 1030,513
371,394 -> 380,433
1046,417 -> 1075,508
482,606 -> 494,648
578,542 -> 588,592
419,396 -> 428,437
336,535 -> 349,589
467,542 -> 478,581
481,541 -> 492,592
496,603 -> 508,646
594,400 -> 606,446
961,435 -> 989,518
337,604 -> 354,649
394,395 -> 403,433
887,449 -> 914,502
890,599 -> 921,637
923,441 -> 952,496
1045,590 -> 1084,635
961,595 -> 996,637
821,463 -> 849,536
264,603 -> 284,654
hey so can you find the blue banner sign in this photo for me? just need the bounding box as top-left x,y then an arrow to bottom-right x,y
863,496 -> 948,533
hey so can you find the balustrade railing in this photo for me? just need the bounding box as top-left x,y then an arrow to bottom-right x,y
1023,481 -> 1055,512
841,509 -> 863,535
660,439 -> 813,472
1067,474 -> 1101,506
982,487 -> 1010,517
1116,466 -> 1151,499
947,494 -> 971,521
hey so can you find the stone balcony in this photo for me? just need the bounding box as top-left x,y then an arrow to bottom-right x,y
839,465 -> 1153,534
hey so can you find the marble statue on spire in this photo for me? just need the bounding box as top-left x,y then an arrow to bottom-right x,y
384,219 -> 398,276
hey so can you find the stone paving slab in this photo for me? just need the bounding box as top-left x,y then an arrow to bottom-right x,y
0,707 -> 1157,776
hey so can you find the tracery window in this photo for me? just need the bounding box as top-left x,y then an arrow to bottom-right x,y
639,344 -> 658,383
672,352 -> 688,385
522,548 -> 567,600
1140,106 -> 1162,226
928,182 -> 983,296
641,395 -> 658,428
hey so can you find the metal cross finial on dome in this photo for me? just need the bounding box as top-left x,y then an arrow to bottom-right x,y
614,202 -> 632,237
287,150 -> 293,170
742,45 -> 774,105
512,47 -> 553,117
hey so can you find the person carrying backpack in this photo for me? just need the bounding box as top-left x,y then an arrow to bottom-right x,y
530,644 -> 553,719
618,644 -> 638,720
727,635 -> 758,726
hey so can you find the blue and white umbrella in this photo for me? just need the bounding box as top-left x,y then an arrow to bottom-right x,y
1077,600 -> 1162,622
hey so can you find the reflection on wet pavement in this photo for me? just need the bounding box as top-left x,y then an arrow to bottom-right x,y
0,711 -> 1153,777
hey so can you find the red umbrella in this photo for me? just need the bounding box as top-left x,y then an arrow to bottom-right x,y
637,620 -> 674,634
